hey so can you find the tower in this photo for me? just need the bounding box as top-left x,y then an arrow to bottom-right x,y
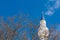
38,13 -> 49,40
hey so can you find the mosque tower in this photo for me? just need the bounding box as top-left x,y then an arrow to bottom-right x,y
38,13 -> 49,40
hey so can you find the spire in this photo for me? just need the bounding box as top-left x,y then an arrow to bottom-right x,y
41,12 -> 45,20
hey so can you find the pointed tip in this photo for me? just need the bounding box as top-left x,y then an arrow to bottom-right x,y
41,12 -> 45,20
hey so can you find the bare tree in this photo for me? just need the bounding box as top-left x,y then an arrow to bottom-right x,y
0,15 -> 60,40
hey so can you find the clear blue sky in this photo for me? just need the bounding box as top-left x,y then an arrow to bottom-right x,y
0,0 -> 60,28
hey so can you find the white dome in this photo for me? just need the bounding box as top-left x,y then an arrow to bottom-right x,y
38,13 -> 49,40
40,19 -> 46,24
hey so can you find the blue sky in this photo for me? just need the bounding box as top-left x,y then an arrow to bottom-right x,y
0,0 -> 60,40
0,0 -> 60,29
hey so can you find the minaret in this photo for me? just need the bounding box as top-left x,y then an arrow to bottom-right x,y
38,13 -> 49,40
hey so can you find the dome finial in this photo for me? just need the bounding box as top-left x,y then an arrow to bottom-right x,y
41,12 -> 45,20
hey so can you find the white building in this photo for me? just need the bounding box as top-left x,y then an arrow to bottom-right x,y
38,14 -> 49,40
